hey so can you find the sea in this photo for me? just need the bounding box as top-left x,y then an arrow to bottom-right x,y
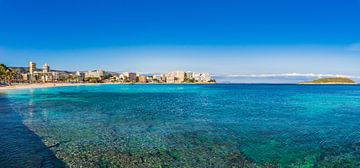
0,84 -> 359,167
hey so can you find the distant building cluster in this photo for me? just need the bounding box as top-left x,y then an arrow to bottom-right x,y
22,61 -> 88,83
23,61 -> 61,83
19,61 -> 215,84
117,70 -> 213,83
84,70 -> 105,79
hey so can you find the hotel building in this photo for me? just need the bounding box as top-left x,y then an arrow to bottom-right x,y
85,70 -> 105,79
128,72 -> 138,82
165,71 -> 185,83
138,76 -> 147,83
29,61 -> 36,75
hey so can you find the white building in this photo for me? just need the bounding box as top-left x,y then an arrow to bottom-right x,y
119,72 -> 137,82
119,74 -> 126,81
41,63 -> 52,82
122,72 -> 130,78
165,71 -> 185,83
166,76 -> 176,83
152,75 -> 163,82
191,72 -> 212,82
43,63 -> 50,73
192,73 -> 201,81
52,72 -> 60,81
146,76 -> 154,83
29,61 -> 36,75
185,72 -> 193,79
200,73 -> 211,82
85,70 -> 105,79
75,71 -> 85,82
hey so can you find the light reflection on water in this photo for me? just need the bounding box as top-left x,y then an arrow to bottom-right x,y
2,84 -> 360,167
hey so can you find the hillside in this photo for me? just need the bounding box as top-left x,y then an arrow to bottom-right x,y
9,67 -> 74,74
298,77 -> 357,84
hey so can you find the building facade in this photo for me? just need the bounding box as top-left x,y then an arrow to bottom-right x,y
128,72 -> 137,82
42,63 -> 52,82
85,70 -> 105,79
138,76 -> 147,83
165,71 -> 185,83
43,63 -> 50,73
29,61 -> 36,75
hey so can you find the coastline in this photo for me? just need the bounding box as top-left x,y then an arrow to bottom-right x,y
1,82 -> 358,92
0,82 -> 217,91
0,83 -> 102,91
298,82 -> 358,85
297,77 -> 357,85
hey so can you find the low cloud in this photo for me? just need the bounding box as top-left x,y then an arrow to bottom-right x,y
217,73 -> 357,78
214,73 -> 360,83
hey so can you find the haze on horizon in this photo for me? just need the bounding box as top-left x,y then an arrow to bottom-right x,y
1,0 -> 359,83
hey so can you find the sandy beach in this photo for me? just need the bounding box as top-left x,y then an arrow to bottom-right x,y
0,83 -> 103,91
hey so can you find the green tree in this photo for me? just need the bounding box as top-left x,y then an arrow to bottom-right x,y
209,79 -> 216,83
0,64 -> 18,85
85,77 -> 101,83
184,78 -> 195,83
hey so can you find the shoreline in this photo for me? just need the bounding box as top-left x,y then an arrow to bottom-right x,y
0,82 -> 217,91
297,82 -> 358,85
0,83 -> 103,91
1,82 -> 358,91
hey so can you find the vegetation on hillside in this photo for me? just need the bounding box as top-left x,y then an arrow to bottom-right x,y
299,77 -> 356,84
183,78 -> 195,83
0,64 -> 20,85
85,77 -> 102,83
209,79 -> 216,83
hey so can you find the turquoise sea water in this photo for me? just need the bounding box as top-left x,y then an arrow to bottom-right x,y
1,84 -> 360,167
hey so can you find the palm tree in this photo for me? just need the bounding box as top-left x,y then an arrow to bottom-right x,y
0,64 -> 19,85
0,64 -> 10,84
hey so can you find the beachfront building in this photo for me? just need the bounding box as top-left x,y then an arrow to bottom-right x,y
166,76 -> 176,83
41,63 -> 53,82
138,76 -> 147,83
123,72 -> 130,78
43,63 -> 50,73
118,72 -> 137,82
185,72 -> 193,79
119,73 -> 127,81
21,73 -> 30,82
29,61 -> 36,75
152,75 -> 163,83
41,74 -> 52,82
201,73 -> 211,82
75,71 -> 85,82
165,71 -> 185,83
128,72 -> 137,82
52,72 -> 60,81
161,74 -> 167,82
196,73 -> 211,82
27,61 -> 54,82
85,70 -> 105,79
75,71 -> 84,77
29,61 -> 37,82
192,73 -> 211,82
118,72 -> 130,82
146,76 -> 154,83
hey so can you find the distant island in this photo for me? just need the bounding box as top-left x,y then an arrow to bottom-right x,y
298,77 -> 357,85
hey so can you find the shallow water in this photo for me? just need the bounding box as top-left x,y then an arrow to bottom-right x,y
1,84 -> 360,167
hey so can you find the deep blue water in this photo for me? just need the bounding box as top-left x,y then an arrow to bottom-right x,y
1,84 -> 360,167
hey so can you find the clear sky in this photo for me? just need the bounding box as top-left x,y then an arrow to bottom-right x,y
1,0 -> 359,82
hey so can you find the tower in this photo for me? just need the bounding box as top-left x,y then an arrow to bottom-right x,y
29,61 -> 36,75
43,63 -> 50,73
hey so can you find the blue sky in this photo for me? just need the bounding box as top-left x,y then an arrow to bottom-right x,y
1,0 -> 360,82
